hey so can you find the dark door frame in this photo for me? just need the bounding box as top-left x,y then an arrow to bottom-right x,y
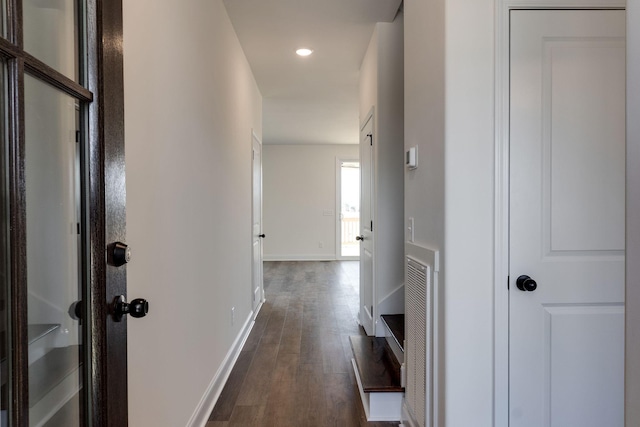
90,1 -> 127,425
1,0 -> 126,425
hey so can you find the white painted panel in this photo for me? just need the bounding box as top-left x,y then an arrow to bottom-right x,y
544,39 -> 625,252
509,10 -> 625,427
544,304 -> 624,427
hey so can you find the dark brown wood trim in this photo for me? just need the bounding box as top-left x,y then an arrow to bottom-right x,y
86,0 -> 127,425
0,31 -> 92,104
6,0 -> 23,48
24,53 -> 93,102
0,37 -> 21,61
8,56 -> 28,426
85,0 -> 108,422
100,0 -> 128,423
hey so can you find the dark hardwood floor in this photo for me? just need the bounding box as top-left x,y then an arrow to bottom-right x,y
207,261 -> 399,427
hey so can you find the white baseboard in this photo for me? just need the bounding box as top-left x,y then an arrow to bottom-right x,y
186,303 -> 261,427
263,254 -> 336,261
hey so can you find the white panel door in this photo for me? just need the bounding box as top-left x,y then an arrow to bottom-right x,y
360,115 -> 375,335
509,10 -> 625,427
252,133 -> 264,312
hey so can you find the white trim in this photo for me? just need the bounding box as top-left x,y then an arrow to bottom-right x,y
493,3 -> 511,426
493,2 -> 626,426
185,309 -> 257,427
263,254 -> 336,261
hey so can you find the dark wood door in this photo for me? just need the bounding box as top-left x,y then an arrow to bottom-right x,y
0,0 -> 127,425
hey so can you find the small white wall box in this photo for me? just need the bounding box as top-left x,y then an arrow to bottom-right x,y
406,146 -> 417,170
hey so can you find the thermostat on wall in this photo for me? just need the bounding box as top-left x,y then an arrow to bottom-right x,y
406,146 -> 418,170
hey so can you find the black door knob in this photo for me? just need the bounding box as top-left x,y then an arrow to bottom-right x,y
112,295 -> 149,322
356,235 -> 364,241
258,234 -> 266,238
516,275 -> 537,292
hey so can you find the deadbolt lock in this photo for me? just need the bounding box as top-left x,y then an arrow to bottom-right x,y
110,242 -> 131,267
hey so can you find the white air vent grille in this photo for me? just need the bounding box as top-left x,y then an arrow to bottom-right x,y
406,256 -> 430,427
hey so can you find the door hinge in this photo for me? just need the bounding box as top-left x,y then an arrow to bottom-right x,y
75,130 -> 80,143
370,220 -> 373,231
507,275 -> 510,290
77,223 -> 81,235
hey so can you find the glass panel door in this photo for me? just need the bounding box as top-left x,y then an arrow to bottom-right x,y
340,161 -> 360,258
24,74 -> 83,427
23,0 -> 80,83
0,0 -> 126,423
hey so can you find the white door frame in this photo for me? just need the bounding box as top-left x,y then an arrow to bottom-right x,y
493,1 -> 626,425
335,157 -> 360,261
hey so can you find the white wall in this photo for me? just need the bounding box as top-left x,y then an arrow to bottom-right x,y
359,28 -> 378,125
359,15 -> 405,330
375,16 -> 405,318
443,1 -> 495,425
403,0 -> 447,421
262,144 -> 359,260
123,1 -> 262,425
405,0 -> 494,425
626,2 -> 640,425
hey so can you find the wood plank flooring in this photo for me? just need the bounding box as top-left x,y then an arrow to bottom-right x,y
207,261 -> 399,427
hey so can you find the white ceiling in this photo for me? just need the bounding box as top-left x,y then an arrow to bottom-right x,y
223,0 -> 402,145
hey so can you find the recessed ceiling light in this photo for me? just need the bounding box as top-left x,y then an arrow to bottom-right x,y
296,48 -> 313,57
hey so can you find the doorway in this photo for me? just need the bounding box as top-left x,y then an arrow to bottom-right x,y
337,160 -> 360,260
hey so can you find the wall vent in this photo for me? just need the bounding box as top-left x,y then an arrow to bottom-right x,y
405,255 -> 432,427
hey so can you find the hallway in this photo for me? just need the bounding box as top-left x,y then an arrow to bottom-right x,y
206,261 -> 399,426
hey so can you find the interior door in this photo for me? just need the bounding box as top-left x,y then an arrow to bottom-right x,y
0,0 -> 130,425
359,115 -> 375,335
252,132 -> 264,312
509,10 -> 625,427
